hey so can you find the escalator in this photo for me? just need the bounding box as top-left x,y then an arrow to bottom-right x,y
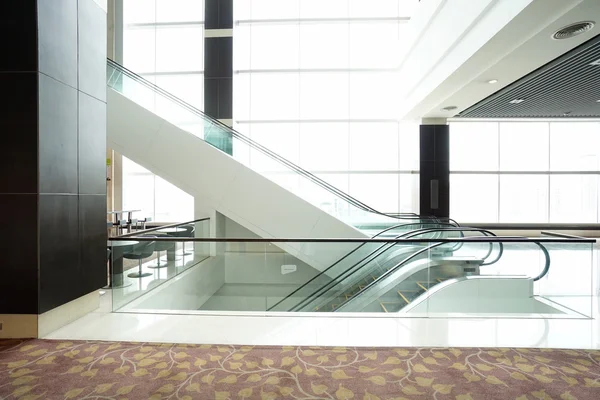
269,226 -> 487,311
106,59 -> 452,270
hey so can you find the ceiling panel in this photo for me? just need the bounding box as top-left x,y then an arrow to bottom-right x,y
458,33 -> 600,118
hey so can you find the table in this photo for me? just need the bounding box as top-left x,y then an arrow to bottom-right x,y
107,240 -> 138,288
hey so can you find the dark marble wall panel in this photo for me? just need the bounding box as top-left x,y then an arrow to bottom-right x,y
0,73 -> 38,194
420,125 -> 450,218
0,194 -> 39,314
38,73 -> 78,194
79,195 -> 108,292
38,194 -> 80,314
205,37 -> 233,79
78,0 -> 107,101
205,0 -> 233,29
0,1 -> 38,72
37,0 -> 78,87
79,93 -> 107,195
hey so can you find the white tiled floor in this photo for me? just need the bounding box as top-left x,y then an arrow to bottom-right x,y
44,290 -> 600,349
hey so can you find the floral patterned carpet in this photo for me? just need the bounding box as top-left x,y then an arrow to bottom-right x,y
1,340 -> 600,399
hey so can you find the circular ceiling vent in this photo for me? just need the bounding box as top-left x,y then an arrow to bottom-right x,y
552,21 -> 595,40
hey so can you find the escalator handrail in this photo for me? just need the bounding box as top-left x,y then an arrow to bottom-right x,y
107,59 -> 422,220
336,236 -> 551,311
267,221 -> 458,311
402,226 -> 502,262
291,226 -> 496,312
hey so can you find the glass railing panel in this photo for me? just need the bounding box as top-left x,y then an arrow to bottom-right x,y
298,229 -> 487,312
268,223 -> 456,312
537,234 -> 594,318
110,219 -> 211,311
107,61 -> 406,230
338,238 -> 594,319
108,235 -> 595,318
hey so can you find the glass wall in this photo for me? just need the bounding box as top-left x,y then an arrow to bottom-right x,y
122,157 -> 194,222
123,0 -> 204,114
450,121 -> 600,223
232,0 -> 420,214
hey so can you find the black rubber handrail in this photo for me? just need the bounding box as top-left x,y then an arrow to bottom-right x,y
336,237 -> 551,312
107,59 -> 429,221
291,227 -> 496,312
267,221 -> 457,311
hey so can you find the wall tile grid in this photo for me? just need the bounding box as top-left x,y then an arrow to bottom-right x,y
0,0 -> 107,315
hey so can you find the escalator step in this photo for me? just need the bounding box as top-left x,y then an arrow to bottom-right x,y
416,281 -> 436,291
397,291 -> 410,304
379,302 -> 403,313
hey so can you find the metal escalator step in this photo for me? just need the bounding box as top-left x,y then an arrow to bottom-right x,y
379,302 -> 403,313
397,291 -> 410,304
416,281 -> 437,291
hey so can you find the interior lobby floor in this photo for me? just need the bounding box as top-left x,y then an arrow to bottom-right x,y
44,291 -> 600,350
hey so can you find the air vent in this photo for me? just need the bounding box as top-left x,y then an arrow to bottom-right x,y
552,21 -> 595,40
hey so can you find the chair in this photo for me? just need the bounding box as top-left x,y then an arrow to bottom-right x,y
124,235 -> 156,278
148,233 -> 175,269
173,224 -> 195,256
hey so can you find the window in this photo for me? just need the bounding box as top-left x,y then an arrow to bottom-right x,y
123,0 -> 204,112
122,157 -> 193,222
450,121 -> 600,223
233,0 -> 420,214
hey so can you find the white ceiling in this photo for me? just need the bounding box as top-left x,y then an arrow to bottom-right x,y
397,0 -> 600,120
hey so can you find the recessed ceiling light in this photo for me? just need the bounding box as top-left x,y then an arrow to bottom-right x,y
596,99 -> 600,103
552,21 -> 595,40
488,79 -> 498,84
442,106 -> 458,111
509,99 -> 525,104
590,59 -> 600,66
563,111 -> 572,116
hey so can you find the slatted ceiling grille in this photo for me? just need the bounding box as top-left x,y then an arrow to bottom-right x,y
458,33 -> 600,119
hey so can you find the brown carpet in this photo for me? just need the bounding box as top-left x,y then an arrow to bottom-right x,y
1,340 -> 599,399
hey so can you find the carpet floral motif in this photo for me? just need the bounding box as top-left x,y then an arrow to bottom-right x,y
1,340 -> 600,399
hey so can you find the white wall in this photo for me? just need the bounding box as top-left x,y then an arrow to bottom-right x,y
107,89 -> 366,271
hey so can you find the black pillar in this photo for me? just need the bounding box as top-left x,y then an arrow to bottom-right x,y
0,0 -> 107,316
420,124 -> 450,218
204,0 -> 233,155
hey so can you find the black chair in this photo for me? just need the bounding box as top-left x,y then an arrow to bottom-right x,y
148,233 -> 175,269
124,236 -> 156,278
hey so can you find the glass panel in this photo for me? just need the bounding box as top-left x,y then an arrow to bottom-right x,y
154,177 -> 194,222
155,26 -> 204,72
122,158 -> 155,221
248,24 -> 300,70
499,175 -> 549,223
247,0 -> 300,20
499,122 -> 549,171
111,220 -> 211,311
349,174 -> 399,214
349,123 -> 399,171
550,122 -> 600,171
349,0 -> 419,17
349,71 -> 400,119
300,0 -> 348,18
123,0 -> 156,24
249,73 -> 299,120
299,22 -> 349,69
450,174 -> 499,223
156,0 -> 204,22
549,175 -> 598,223
299,123 -> 348,171
249,123 -> 300,164
349,21 -> 402,68
154,74 -> 204,110
450,122 -> 498,171
123,27 -> 156,72
299,73 -> 349,119
399,173 -> 420,214
399,121 -> 420,171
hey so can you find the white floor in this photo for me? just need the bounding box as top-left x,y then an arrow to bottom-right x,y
43,290 -> 600,349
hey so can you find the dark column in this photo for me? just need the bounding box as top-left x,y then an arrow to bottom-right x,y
204,0 -> 233,154
0,0 -> 107,317
420,124 -> 450,218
